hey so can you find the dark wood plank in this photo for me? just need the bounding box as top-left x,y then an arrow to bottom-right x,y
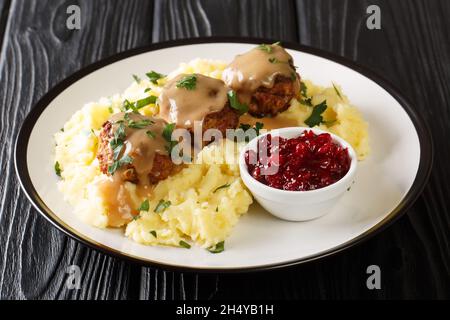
0,0 -> 154,299
294,0 -> 450,299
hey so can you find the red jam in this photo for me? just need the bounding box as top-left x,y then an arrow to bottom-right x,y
245,130 -> 351,191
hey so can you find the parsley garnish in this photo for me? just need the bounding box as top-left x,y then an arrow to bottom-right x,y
132,74 -> 141,83
213,183 -> 230,193
239,122 -> 264,137
150,230 -> 157,238
227,90 -> 248,114
176,74 -> 197,90
138,199 -> 149,212
332,82 -> 343,100
54,161 -> 62,177
299,81 -> 313,106
146,71 -> 165,84
146,130 -> 156,139
107,155 -> 133,175
300,81 -> 308,97
304,100 -> 328,127
122,96 -> 157,112
179,240 -> 191,249
208,241 -> 225,254
128,119 -> 154,129
154,199 -> 171,213
268,57 -> 280,64
108,106 -> 114,113
162,123 -> 178,153
257,41 -> 281,53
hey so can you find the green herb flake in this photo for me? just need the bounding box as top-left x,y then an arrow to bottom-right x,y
304,100 -> 328,127
132,215 -> 140,221
208,241 -> 225,254
146,71 -> 165,84
108,106 -> 114,113
290,72 -> 297,81
138,199 -> 150,212
150,230 -> 157,238
179,240 -> 191,249
122,96 -> 157,112
146,130 -> 156,139
254,122 -> 264,136
162,123 -> 178,153
154,199 -> 171,213
107,155 -> 133,175
128,119 -> 154,129
60,128 -> 64,132
54,161 -> 62,177
132,74 -> 141,84
213,183 -> 231,193
176,74 -> 197,90
268,57 -> 279,64
300,81 -> 308,97
227,90 -> 248,114
332,82 -> 343,100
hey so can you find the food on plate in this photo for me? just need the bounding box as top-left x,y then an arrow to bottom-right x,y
97,112 -> 179,185
53,42 -> 369,250
158,73 -> 239,138
245,130 -> 351,191
222,42 -> 301,117
126,141 -> 252,248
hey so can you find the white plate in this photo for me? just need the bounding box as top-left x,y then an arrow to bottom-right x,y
15,38 -> 432,272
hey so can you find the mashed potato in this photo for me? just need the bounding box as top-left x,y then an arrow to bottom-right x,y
54,58 -> 369,249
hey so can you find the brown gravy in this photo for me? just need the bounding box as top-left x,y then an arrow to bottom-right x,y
158,73 -> 228,129
222,44 -> 299,103
99,112 -> 169,227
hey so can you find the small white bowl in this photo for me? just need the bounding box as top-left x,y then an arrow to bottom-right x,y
239,127 -> 358,221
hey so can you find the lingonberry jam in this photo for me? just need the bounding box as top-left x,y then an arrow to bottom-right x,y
245,130 -> 351,191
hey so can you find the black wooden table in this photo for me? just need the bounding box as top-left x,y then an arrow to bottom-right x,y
0,0 -> 448,300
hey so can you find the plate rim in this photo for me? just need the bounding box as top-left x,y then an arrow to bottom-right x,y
14,36 -> 434,273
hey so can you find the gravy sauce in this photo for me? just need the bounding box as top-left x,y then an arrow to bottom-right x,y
158,73 -> 228,129
222,44 -> 299,103
99,112 -> 169,226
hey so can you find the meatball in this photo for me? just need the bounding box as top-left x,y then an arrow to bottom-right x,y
97,117 -> 180,185
199,103 -> 239,137
222,43 -> 301,118
248,74 -> 300,117
158,73 -> 239,142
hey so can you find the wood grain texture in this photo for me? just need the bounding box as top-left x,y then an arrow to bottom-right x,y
0,0 -> 154,300
0,0 -> 448,300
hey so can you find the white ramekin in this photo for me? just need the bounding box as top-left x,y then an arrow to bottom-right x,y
239,127 -> 358,221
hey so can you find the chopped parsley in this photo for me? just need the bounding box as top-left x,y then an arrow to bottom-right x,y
179,240 -> 191,249
213,183 -> 230,193
132,74 -> 141,83
299,81 -> 313,106
150,230 -> 157,238
127,118 -> 154,129
154,199 -> 171,213
146,71 -> 165,84
107,155 -> 133,175
239,122 -> 264,137
146,130 -> 156,139
332,82 -> 343,100
138,199 -> 149,212
122,96 -> 157,112
54,161 -> 62,177
304,100 -> 328,127
176,74 -> 197,90
162,123 -> 178,153
268,57 -> 280,64
208,241 -> 225,254
227,90 -> 248,114
290,72 -> 297,81
108,106 -> 114,113
257,41 -> 281,53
